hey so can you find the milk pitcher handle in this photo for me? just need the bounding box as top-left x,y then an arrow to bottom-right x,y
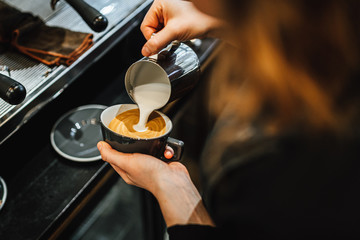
166,40 -> 181,53
149,40 -> 181,61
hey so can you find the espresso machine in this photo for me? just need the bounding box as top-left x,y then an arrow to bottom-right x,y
0,0 -> 220,239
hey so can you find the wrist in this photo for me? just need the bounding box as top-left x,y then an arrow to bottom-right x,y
206,18 -> 228,39
151,164 -> 214,227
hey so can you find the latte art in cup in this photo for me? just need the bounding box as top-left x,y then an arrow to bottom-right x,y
100,104 -> 184,161
108,109 -> 166,139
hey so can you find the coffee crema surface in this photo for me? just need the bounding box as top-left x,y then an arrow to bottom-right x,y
108,109 -> 166,139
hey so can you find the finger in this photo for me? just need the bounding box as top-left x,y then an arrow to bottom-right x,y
141,27 -> 176,56
164,146 -> 174,160
140,15 -> 159,40
140,2 -> 163,40
97,141 -> 131,170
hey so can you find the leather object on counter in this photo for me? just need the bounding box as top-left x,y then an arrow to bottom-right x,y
0,1 -> 93,66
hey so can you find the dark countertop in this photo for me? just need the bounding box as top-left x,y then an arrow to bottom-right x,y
0,23 -> 219,239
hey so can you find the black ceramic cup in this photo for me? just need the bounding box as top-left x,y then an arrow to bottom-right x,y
100,104 -> 184,161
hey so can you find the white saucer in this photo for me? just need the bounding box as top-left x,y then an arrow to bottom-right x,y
0,176 -> 7,211
50,104 -> 107,162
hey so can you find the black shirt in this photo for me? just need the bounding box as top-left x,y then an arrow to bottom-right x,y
168,114 -> 360,239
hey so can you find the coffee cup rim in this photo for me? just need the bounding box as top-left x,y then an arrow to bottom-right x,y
100,104 -> 172,140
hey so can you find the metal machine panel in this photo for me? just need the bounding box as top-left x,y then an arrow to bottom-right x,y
0,0 -> 151,144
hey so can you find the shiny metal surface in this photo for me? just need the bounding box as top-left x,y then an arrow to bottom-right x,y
0,66 -> 10,77
0,0 -> 152,144
125,43 -> 200,104
51,0 -> 109,32
0,176 -> 7,211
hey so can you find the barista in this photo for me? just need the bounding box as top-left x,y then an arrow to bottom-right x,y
99,0 -> 360,238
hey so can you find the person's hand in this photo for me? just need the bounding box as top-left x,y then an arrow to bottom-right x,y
97,141 -> 188,194
140,0 -> 224,56
97,141 -> 214,227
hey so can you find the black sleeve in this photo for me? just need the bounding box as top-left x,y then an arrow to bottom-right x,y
167,224 -> 221,240
203,133 -> 360,238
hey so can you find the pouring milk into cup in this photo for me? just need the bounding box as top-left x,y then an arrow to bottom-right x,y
100,42 -> 199,161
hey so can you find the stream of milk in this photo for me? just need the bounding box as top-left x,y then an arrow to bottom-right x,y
132,82 -> 171,132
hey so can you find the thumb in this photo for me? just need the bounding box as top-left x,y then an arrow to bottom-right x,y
97,141 -> 128,168
141,27 -> 176,56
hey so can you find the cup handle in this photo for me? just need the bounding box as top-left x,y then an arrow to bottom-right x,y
161,137 -> 184,161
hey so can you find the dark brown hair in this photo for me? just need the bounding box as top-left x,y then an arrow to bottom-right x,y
209,0 -> 360,133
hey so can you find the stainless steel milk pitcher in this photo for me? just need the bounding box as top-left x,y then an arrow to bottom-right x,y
125,42 -> 200,106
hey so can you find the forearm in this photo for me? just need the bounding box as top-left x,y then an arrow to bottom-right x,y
153,171 -> 214,227
98,141 -> 214,227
